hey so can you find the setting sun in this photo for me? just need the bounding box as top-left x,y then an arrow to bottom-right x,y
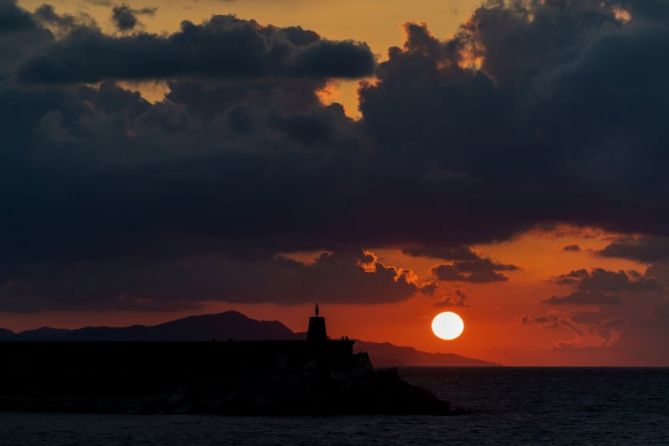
431,312 -> 465,341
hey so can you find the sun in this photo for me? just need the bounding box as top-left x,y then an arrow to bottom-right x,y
431,312 -> 465,341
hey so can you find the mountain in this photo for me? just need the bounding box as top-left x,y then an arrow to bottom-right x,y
13,311 -> 298,342
0,328 -> 14,340
17,327 -> 71,340
355,341 -> 498,367
2,311 -> 497,366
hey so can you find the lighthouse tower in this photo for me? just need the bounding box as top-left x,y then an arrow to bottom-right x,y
307,304 -> 327,342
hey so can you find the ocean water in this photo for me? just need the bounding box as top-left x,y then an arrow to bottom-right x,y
0,367 -> 667,445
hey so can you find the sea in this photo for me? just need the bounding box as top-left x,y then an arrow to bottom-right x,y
0,367 -> 667,445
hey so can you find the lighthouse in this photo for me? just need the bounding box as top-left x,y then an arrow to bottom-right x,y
307,304 -> 327,342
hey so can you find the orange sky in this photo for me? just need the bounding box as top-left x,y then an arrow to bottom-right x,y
2,226 -> 647,366
219,228 -> 645,366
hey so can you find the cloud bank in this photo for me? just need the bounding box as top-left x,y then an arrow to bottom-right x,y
2,0 -> 669,313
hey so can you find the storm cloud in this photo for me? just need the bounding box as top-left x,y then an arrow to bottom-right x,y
0,250 -> 417,312
3,0 -> 669,310
18,13 -> 376,83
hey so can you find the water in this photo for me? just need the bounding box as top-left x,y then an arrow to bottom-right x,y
0,368 -> 667,445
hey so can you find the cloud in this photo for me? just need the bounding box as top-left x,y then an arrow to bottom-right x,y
2,0 -> 669,312
533,263 -> 669,358
522,312 -> 585,336
432,257 -> 517,283
0,0 -> 35,32
523,311 -> 627,351
543,291 -> 623,306
359,0 -> 669,244
544,268 -> 662,306
33,4 -> 97,33
553,268 -> 662,292
0,250 -> 417,311
562,244 -> 581,252
598,236 -> 669,263
111,4 -> 156,32
419,281 -> 438,296
542,268 -> 664,305
18,14 -> 375,83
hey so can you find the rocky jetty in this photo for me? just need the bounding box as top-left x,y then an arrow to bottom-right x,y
0,352 -> 455,416
153,353 -> 452,415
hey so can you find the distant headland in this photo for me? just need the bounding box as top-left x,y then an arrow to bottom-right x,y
0,308 -> 491,415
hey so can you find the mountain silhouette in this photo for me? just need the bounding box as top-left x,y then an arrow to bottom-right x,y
17,327 -> 71,340
2,311 -> 496,366
13,311 -> 297,342
0,328 -> 14,340
354,341 -> 497,367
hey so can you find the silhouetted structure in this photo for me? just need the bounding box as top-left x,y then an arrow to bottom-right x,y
307,304 -> 327,342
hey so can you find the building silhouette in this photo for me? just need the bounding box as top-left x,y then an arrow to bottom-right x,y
307,304 -> 327,342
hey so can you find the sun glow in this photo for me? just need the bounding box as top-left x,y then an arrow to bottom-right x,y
613,7 -> 632,23
431,312 -> 465,340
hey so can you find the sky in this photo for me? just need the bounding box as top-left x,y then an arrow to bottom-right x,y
2,0 -> 669,365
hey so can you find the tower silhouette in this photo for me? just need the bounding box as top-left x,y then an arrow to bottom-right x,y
307,304 -> 327,342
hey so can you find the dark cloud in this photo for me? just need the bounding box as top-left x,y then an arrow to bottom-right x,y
3,0 -> 669,312
0,0 -> 34,31
359,0 -> 669,243
619,0 -> 669,20
0,250 -> 416,312
533,262 -> 669,358
33,4 -> 78,31
598,236 -> 669,263
432,257 -> 517,283
544,268 -> 662,306
18,14 -> 375,83
419,281 -> 438,296
0,1 -> 383,310
553,269 -> 590,286
33,4 -> 98,34
553,268 -> 661,292
111,4 -> 156,32
543,291 -> 623,306
562,244 -> 581,252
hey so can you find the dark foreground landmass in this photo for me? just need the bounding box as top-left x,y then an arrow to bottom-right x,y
0,351 -> 455,415
0,340 -> 461,416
